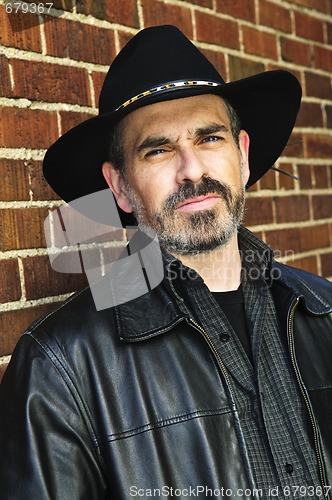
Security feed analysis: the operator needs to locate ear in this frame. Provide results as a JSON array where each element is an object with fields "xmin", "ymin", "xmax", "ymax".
[
  {"xmin": 102, "ymin": 162, "xmax": 134, "ymax": 214},
  {"xmin": 238, "ymin": 130, "xmax": 250, "ymax": 186}
]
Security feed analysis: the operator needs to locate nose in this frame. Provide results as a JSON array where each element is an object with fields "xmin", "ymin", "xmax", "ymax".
[{"xmin": 176, "ymin": 147, "xmax": 208, "ymax": 184}]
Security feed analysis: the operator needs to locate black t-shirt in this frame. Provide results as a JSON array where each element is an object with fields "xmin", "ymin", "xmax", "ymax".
[{"xmin": 212, "ymin": 286, "xmax": 253, "ymax": 364}]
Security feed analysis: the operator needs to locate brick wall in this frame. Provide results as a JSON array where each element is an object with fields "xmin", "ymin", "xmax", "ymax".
[{"xmin": 0, "ymin": 0, "xmax": 331, "ymax": 379}]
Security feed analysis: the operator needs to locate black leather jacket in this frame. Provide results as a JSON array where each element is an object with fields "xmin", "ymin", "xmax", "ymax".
[{"xmin": 0, "ymin": 254, "xmax": 331, "ymax": 499}]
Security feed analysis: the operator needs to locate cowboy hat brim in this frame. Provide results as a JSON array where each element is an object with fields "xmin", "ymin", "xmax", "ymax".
[{"xmin": 43, "ymin": 69, "xmax": 301, "ymax": 226}]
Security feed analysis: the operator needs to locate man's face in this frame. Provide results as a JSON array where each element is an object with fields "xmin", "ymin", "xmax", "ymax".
[{"xmin": 103, "ymin": 94, "xmax": 250, "ymax": 255}]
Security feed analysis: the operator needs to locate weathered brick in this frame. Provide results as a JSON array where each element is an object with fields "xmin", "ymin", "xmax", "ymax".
[
  {"xmin": 0, "ymin": 303, "xmax": 61, "ymax": 356},
  {"xmin": 142, "ymin": 0, "xmax": 193, "ymax": 38},
  {"xmin": 0, "ymin": 5, "xmax": 42, "ymax": 52},
  {"xmin": 275, "ymin": 195, "xmax": 310, "ymax": 223},
  {"xmin": 27, "ymin": 160, "xmax": 60, "ymax": 201},
  {"xmin": 60, "ymin": 111, "xmax": 96, "ymax": 135},
  {"xmin": 0, "ymin": 108, "xmax": 59, "ymax": 148},
  {"xmin": 259, "ymin": 169, "xmax": 277, "ymax": 190},
  {"xmin": 295, "ymin": 11, "xmax": 325, "ymax": 43},
  {"xmin": 0, "ymin": 208, "xmax": 48, "ymax": 251},
  {"xmin": 265, "ymin": 224, "xmax": 330, "ymax": 254},
  {"xmin": 297, "ymin": 164, "xmax": 313, "ymax": 189},
  {"xmin": 326, "ymin": 104, "xmax": 332, "ymax": 129},
  {"xmin": 77, "ymin": 0, "xmax": 139, "ymax": 27},
  {"xmin": 242, "ymin": 27, "xmax": 278, "ymax": 60},
  {"xmin": 305, "ymin": 72, "xmax": 332, "ymax": 99},
  {"xmin": 23, "ymin": 255, "xmax": 88, "ymax": 300},
  {"xmin": 201, "ymin": 49, "xmax": 226, "ymax": 79},
  {"xmin": 243, "ymin": 197, "xmax": 274, "ymax": 226},
  {"xmin": 12, "ymin": 59, "xmax": 91, "ymax": 106},
  {"xmin": 305, "ymin": 133, "xmax": 332, "ymax": 159},
  {"xmin": 196, "ymin": 12, "xmax": 239, "ymax": 49},
  {"xmin": 287, "ymin": 0, "xmax": 329, "ymax": 13},
  {"xmin": 314, "ymin": 45, "xmax": 332, "ymax": 72},
  {"xmin": 321, "ymin": 252, "xmax": 332, "ymax": 278},
  {"xmin": 0, "ymin": 56, "xmax": 12, "ymax": 97},
  {"xmin": 91, "ymin": 71, "xmax": 108, "ymax": 107},
  {"xmin": 0, "ymin": 259, "xmax": 21, "ymax": 303},
  {"xmin": 282, "ymin": 132, "xmax": 304, "ymax": 159},
  {"xmin": 44, "ymin": 17, "xmax": 116, "ymax": 65},
  {"xmin": 313, "ymin": 165, "xmax": 329, "ymax": 188},
  {"xmin": 186, "ymin": 0, "xmax": 212, "ymax": 6},
  {"xmin": 277, "ymin": 164, "xmax": 296, "ymax": 190},
  {"xmin": 296, "ymin": 102, "xmax": 324, "ymax": 128},
  {"xmin": 260, "ymin": 1, "xmax": 292, "ymax": 33},
  {"xmin": 216, "ymin": 0, "xmax": 255, "ymax": 23},
  {"xmin": 280, "ymin": 37, "xmax": 311, "ymax": 67},
  {"xmin": 312, "ymin": 194, "xmax": 332, "ymax": 219},
  {"xmin": 229, "ymin": 56, "xmax": 265, "ymax": 81},
  {"xmin": 118, "ymin": 31, "xmax": 135, "ymax": 51},
  {"xmin": 0, "ymin": 159, "xmax": 30, "ymax": 201},
  {"xmin": 289, "ymin": 256, "xmax": 318, "ymax": 275},
  {"xmin": 328, "ymin": 22, "xmax": 332, "ymax": 45}
]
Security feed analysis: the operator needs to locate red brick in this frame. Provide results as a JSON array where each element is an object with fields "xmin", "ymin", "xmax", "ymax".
[
  {"xmin": 282, "ymin": 132, "xmax": 304, "ymax": 159},
  {"xmin": 0, "ymin": 159, "xmax": 30, "ymax": 201},
  {"xmin": 91, "ymin": 71, "xmax": 108, "ymax": 107},
  {"xmin": 295, "ymin": 11, "xmax": 325, "ymax": 43},
  {"xmin": 328, "ymin": 22, "xmax": 332, "ymax": 45},
  {"xmin": 44, "ymin": 17, "xmax": 116, "ymax": 65},
  {"xmin": 243, "ymin": 197, "xmax": 274, "ymax": 226},
  {"xmin": 118, "ymin": 31, "xmax": 135, "ymax": 51},
  {"xmin": 277, "ymin": 163, "xmax": 296, "ymax": 190},
  {"xmin": 142, "ymin": 0, "xmax": 193, "ymax": 38},
  {"xmin": 196, "ymin": 12, "xmax": 240, "ymax": 49},
  {"xmin": 265, "ymin": 224, "xmax": 330, "ymax": 254},
  {"xmin": 186, "ymin": 0, "xmax": 212, "ymax": 6},
  {"xmin": 296, "ymin": 102, "xmax": 324, "ymax": 128},
  {"xmin": 216, "ymin": 0, "xmax": 256, "ymax": 23},
  {"xmin": 275, "ymin": 195, "xmax": 310, "ymax": 223},
  {"xmin": 242, "ymin": 27, "xmax": 278, "ymax": 60},
  {"xmin": 321, "ymin": 252, "xmax": 332, "ymax": 278},
  {"xmin": 77, "ymin": 0, "xmax": 139, "ymax": 27},
  {"xmin": 313, "ymin": 165, "xmax": 329, "ymax": 188},
  {"xmin": 0, "ymin": 259, "xmax": 21, "ymax": 303},
  {"xmin": 305, "ymin": 72, "xmax": 331, "ymax": 99},
  {"xmin": 0, "ymin": 108, "xmax": 59, "ymax": 148},
  {"xmin": 280, "ymin": 37, "xmax": 311, "ymax": 67},
  {"xmin": 0, "ymin": 303, "xmax": 61, "ymax": 356},
  {"xmin": 0, "ymin": 208, "xmax": 48, "ymax": 251},
  {"xmin": 12, "ymin": 60, "xmax": 91, "ymax": 106},
  {"xmin": 201, "ymin": 49, "xmax": 226, "ymax": 79},
  {"xmin": 287, "ymin": 0, "xmax": 330, "ymax": 13},
  {"xmin": 23, "ymin": 255, "xmax": 88, "ymax": 300},
  {"xmin": 0, "ymin": 5, "xmax": 42, "ymax": 52},
  {"xmin": 60, "ymin": 111, "xmax": 96, "ymax": 135},
  {"xmin": 326, "ymin": 104, "xmax": 332, "ymax": 129},
  {"xmin": 27, "ymin": 160, "xmax": 60, "ymax": 201},
  {"xmin": 289, "ymin": 256, "xmax": 318, "ymax": 275},
  {"xmin": 260, "ymin": 1, "xmax": 292, "ymax": 33},
  {"xmin": 297, "ymin": 164, "xmax": 313, "ymax": 189},
  {"xmin": 0, "ymin": 362, "xmax": 8, "ymax": 383},
  {"xmin": 312, "ymin": 194, "xmax": 332, "ymax": 219},
  {"xmin": 0, "ymin": 56, "xmax": 12, "ymax": 97},
  {"xmin": 305, "ymin": 134, "xmax": 332, "ymax": 159},
  {"xmin": 229, "ymin": 56, "xmax": 265, "ymax": 81},
  {"xmin": 314, "ymin": 45, "xmax": 332, "ymax": 72},
  {"xmin": 259, "ymin": 169, "xmax": 277, "ymax": 190}
]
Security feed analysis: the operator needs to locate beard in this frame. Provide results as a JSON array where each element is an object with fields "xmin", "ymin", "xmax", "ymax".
[{"xmin": 124, "ymin": 176, "xmax": 246, "ymax": 256}]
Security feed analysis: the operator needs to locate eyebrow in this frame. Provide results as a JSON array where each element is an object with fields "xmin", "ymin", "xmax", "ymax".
[{"xmin": 136, "ymin": 123, "xmax": 229, "ymax": 154}]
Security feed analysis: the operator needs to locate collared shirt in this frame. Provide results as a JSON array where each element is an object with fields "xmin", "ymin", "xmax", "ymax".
[{"xmin": 163, "ymin": 226, "xmax": 321, "ymax": 498}]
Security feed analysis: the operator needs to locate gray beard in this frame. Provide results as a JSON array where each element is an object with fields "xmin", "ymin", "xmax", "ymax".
[{"xmin": 124, "ymin": 177, "xmax": 246, "ymax": 256}]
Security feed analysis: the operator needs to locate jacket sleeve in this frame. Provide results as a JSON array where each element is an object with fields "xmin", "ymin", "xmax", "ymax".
[{"xmin": 0, "ymin": 333, "xmax": 107, "ymax": 499}]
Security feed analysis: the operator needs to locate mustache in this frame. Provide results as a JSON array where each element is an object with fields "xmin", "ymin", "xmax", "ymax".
[{"xmin": 163, "ymin": 177, "xmax": 233, "ymax": 212}]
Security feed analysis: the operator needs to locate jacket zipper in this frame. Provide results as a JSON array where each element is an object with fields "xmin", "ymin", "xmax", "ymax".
[
  {"xmin": 287, "ymin": 297, "xmax": 327, "ymax": 495},
  {"xmin": 188, "ymin": 318, "xmax": 234, "ymax": 398}
]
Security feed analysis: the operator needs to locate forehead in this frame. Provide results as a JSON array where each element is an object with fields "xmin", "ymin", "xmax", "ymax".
[{"xmin": 119, "ymin": 94, "xmax": 230, "ymax": 145}]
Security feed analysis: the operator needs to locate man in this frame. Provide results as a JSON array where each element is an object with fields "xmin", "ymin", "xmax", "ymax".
[{"xmin": 0, "ymin": 25, "xmax": 331, "ymax": 500}]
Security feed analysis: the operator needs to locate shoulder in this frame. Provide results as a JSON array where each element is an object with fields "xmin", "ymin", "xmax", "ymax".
[{"xmin": 273, "ymin": 262, "xmax": 332, "ymax": 314}]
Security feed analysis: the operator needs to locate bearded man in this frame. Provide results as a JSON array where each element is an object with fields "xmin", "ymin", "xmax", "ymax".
[{"xmin": 0, "ymin": 25, "xmax": 331, "ymax": 500}]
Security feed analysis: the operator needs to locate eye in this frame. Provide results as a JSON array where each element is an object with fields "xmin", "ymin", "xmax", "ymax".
[
  {"xmin": 145, "ymin": 148, "xmax": 166, "ymax": 157},
  {"xmin": 201, "ymin": 135, "xmax": 224, "ymax": 144}
]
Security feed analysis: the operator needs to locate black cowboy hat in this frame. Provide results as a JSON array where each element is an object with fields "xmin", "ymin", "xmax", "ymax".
[{"xmin": 43, "ymin": 25, "xmax": 302, "ymax": 226}]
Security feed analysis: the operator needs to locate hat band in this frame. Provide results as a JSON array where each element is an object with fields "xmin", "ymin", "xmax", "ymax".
[{"xmin": 114, "ymin": 80, "xmax": 220, "ymax": 112}]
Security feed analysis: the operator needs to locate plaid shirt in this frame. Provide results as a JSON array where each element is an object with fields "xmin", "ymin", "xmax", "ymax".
[{"xmin": 164, "ymin": 226, "xmax": 321, "ymax": 498}]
